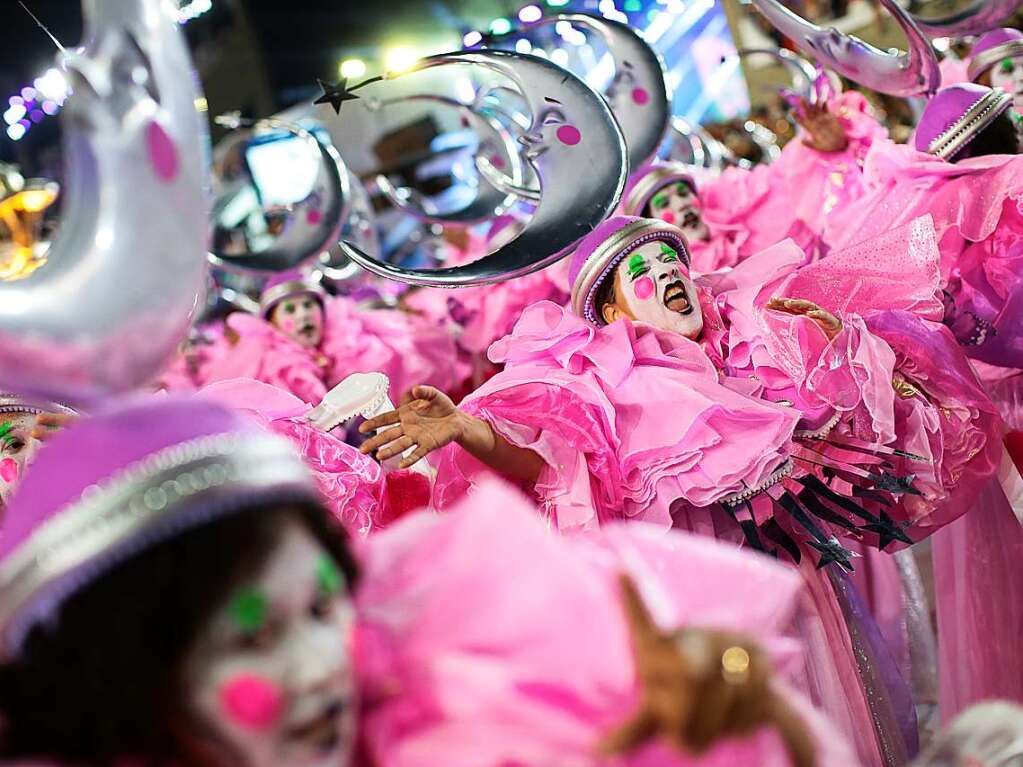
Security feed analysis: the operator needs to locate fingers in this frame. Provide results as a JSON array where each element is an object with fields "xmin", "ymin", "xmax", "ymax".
[
  {"xmin": 767, "ymin": 297, "xmax": 820, "ymax": 315},
  {"xmin": 398, "ymin": 442, "xmax": 434, "ymax": 469},
  {"xmin": 410, "ymin": 385, "xmax": 438, "ymax": 401},
  {"xmin": 359, "ymin": 409, "xmax": 401, "ymax": 434},
  {"xmin": 376, "ymin": 435, "xmax": 416, "ymax": 461},
  {"xmin": 359, "ymin": 426, "xmax": 407, "ymax": 455}
]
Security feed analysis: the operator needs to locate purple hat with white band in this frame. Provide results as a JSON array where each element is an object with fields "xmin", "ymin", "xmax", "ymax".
[
  {"xmin": 0, "ymin": 397, "xmax": 319, "ymax": 660},
  {"xmin": 619, "ymin": 162, "xmax": 696, "ymax": 217},
  {"xmin": 968, "ymin": 28, "xmax": 1023, "ymax": 82},
  {"xmin": 568, "ymin": 216, "xmax": 690, "ymax": 327},
  {"xmin": 913, "ymin": 84, "xmax": 1013, "ymax": 160},
  {"xmin": 259, "ymin": 270, "xmax": 326, "ymax": 319}
]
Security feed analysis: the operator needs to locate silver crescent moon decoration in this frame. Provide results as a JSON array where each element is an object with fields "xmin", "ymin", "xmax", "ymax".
[
  {"xmin": 336, "ymin": 49, "xmax": 627, "ymax": 287},
  {"xmin": 0, "ymin": 0, "xmax": 210, "ymax": 403},
  {"xmin": 368, "ymin": 94, "xmax": 524, "ymax": 224},
  {"xmin": 321, "ymin": 172, "xmax": 378, "ymax": 288},
  {"xmin": 732, "ymin": 48, "xmax": 818, "ymax": 100},
  {"xmin": 209, "ymin": 117, "xmax": 349, "ymax": 275},
  {"xmin": 508, "ymin": 13, "xmax": 671, "ymax": 174},
  {"xmin": 909, "ymin": 0, "xmax": 1023, "ymax": 38},
  {"xmin": 749, "ymin": 0, "xmax": 941, "ymax": 97}
]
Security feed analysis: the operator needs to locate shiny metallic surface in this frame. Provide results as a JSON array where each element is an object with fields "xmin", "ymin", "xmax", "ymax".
[
  {"xmin": 321, "ymin": 171, "xmax": 378, "ymax": 288},
  {"xmin": 370, "ymin": 93, "xmax": 524, "ymax": 224},
  {"xmin": 0, "ymin": 0, "xmax": 210, "ymax": 404},
  {"xmin": 734, "ymin": 48, "xmax": 818, "ymax": 100},
  {"xmin": 910, "ymin": 0, "xmax": 1023, "ymax": 38},
  {"xmin": 750, "ymin": 0, "xmax": 941, "ymax": 97},
  {"xmin": 337, "ymin": 49, "xmax": 627, "ymax": 287},
  {"xmin": 209, "ymin": 118, "xmax": 349, "ymax": 275}
]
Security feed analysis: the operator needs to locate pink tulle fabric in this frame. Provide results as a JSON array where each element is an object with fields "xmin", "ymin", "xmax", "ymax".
[
  {"xmin": 356, "ymin": 480, "xmax": 863, "ymax": 767},
  {"xmin": 196, "ymin": 378, "xmax": 387, "ymax": 535},
  {"xmin": 822, "ymin": 146, "xmax": 1023, "ymax": 368}
]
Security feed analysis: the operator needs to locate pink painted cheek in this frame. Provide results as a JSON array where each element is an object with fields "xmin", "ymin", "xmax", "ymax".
[
  {"xmin": 306, "ymin": 208, "xmax": 323, "ymax": 225},
  {"xmin": 660, "ymin": 211, "xmax": 676, "ymax": 224},
  {"xmin": 277, "ymin": 317, "xmax": 295, "ymax": 332},
  {"xmin": 632, "ymin": 275, "xmax": 655, "ymax": 300},
  {"xmin": 0, "ymin": 458, "xmax": 18, "ymax": 484},
  {"xmin": 146, "ymin": 121, "xmax": 180, "ymax": 183},
  {"xmin": 556, "ymin": 125, "xmax": 581, "ymax": 146},
  {"xmin": 632, "ymin": 87, "xmax": 650, "ymax": 105},
  {"xmin": 219, "ymin": 674, "xmax": 284, "ymax": 732}
]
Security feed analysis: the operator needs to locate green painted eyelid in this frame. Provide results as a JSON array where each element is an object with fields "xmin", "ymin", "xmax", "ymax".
[
  {"xmin": 627, "ymin": 252, "xmax": 650, "ymax": 280},
  {"xmin": 1002, "ymin": 58, "xmax": 1016, "ymax": 73},
  {"xmin": 231, "ymin": 589, "xmax": 268, "ymax": 634},
  {"xmin": 651, "ymin": 193, "xmax": 668, "ymax": 208},
  {"xmin": 659, "ymin": 243, "xmax": 679, "ymax": 261},
  {"xmin": 317, "ymin": 555, "xmax": 344, "ymax": 596}
]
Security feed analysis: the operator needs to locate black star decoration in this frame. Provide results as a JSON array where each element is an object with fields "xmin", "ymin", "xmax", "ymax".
[
  {"xmin": 314, "ymin": 78, "xmax": 362, "ymax": 115},
  {"xmin": 863, "ymin": 511, "xmax": 913, "ymax": 551},
  {"xmin": 809, "ymin": 537, "xmax": 856, "ymax": 572}
]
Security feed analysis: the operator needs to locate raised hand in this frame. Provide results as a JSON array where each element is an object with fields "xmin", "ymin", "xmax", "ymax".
[
  {"xmin": 794, "ymin": 98, "xmax": 849, "ymax": 154},
  {"xmin": 359, "ymin": 385, "xmax": 465, "ymax": 469},
  {"xmin": 767, "ymin": 297, "xmax": 843, "ymax": 340}
]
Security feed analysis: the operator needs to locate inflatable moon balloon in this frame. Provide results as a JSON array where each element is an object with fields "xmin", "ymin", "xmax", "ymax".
[
  {"xmin": 0, "ymin": 0, "xmax": 210, "ymax": 403},
  {"xmin": 493, "ymin": 13, "xmax": 671, "ymax": 174},
  {"xmin": 209, "ymin": 118, "xmax": 349, "ymax": 275},
  {"xmin": 910, "ymin": 0, "xmax": 1023, "ymax": 38},
  {"xmin": 750, "ymin": 0, "xmax": 941, "ymax": 97},
  {"xmin": 336, "ymin": 49, "xmax": 627, "ymax": 287}
]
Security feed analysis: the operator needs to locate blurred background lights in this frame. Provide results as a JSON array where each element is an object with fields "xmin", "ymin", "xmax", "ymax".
[
  {"xmin": 339, "ymin": 58, "xmax": 367, "ymax": 79},
  {"xmin": 518, "ymin": 4, "xmax": 543, "ymax": 22},
  {"xmin": 489, "ymin": 17, "xmax": 513, "ymax": 35},
  {"xmin": 384, "ymin": 46, "xmax": 418, "ymax": 73}
]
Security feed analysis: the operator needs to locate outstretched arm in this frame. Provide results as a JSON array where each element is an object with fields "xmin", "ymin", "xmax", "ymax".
[{"xmin": 359, "ymin": 385, "xmax": 545, "ymax": 483}]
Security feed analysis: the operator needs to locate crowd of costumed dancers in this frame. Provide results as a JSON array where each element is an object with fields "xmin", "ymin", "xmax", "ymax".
[{"xmin": 1, "ymin": 1, "xmax": 1023, "ymax": 766}]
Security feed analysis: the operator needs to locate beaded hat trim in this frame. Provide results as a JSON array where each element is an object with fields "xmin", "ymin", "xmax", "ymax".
[{"xmin": 926, "ymin": 88, "xmax": 1013, "ymax": 160}]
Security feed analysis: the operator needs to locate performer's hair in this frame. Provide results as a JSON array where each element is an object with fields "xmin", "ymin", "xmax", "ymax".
[
  {"xmin": 953, "ymin": 111, "xmax": 1020, "ymax": 160},
  {"xmin": 595, "ymin": 272, "xmax": 618, "ymax": 322}
]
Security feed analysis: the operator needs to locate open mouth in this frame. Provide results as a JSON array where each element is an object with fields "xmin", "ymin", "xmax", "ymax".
[
  {"xmin": 297, "ymin": 323, "xmax": 318, "ymax": 338},
  {"xmin": 663, "ymin": 280, "xmax": 692, "ymax": 315},
  {"xmin": 681, "ymin": 211, "xmax": 701, "ymax": 229},
  {"xmin": 285, "ymin": 700, "xmax": 345, "ymax": 753}
]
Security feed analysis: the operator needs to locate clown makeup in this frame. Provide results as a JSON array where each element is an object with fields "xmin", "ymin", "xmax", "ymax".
[
  {"xmin": 646, "ymin": 181, "xmax": 709, "ymax": 243},
  {"xmin": 186, "ymin": 519, "xmax": 357, "ymax": 767},
  {"xmin": 0, "ymin": 413, "xmax": 40, "ymax": 510},
  {"xmin": 270, "ymin": 296, "xmax": 324, "ymax": 349},
  {"xmin": 992, "ymin": 57, "xmax": 1023, "ymax": 113},
  {"xmin": 613, "ymin": 239, "xmax": 703, "ymax": 339}
]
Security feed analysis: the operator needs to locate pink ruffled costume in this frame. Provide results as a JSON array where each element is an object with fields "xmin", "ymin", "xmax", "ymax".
[
  {"xmin": 195, "ymin": 272, "xmax": 463, "ymax": 406},
  {"xmin": 432, "ymin": 216, "xmax": 1001, "ymax": 766},
  {"xmin": 357, "ymin": 480, "xmax": 863, "ymax": 767}
]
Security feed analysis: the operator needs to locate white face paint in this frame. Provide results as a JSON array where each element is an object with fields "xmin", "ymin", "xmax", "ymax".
[
  {"xmin": 270, "ymin": 295, "xmax": 324, "ymax": 349},
  {"xmin": 646, "ymin": 182, "xmax": 709, "ymax": 243},
  {"xmin": 186, "ymin": 519, "xmax": 357, "ymax": 767},
  {"xmin": 0, "ymin": 413, "xmax": 41, "ymax": 510},
  {"xmin": 614, "ymin": 239, "xmax": 704, "ymax": 339},
  {"xmin": 991, "ymin": 57, "xmax": 1023, "ymax": 113}
]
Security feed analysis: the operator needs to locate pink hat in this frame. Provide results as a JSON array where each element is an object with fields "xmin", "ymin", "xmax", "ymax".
[
  {"xmin": 968, "ymin": 27, "xmax": 1023, "ymax": 82},
  {"xmin": 259, "ymin": 269, "xmax": 326, "ymax": 319},
  {"xmin": 913, "ymin": 84, "xmax": 1012, "ymax": 159},
  {"xmin": 568, "ymin": 216, "xmax": 690, "ymax": 326},
  {"xmin": 620, "ymin": 162, "xmax": 696, "ymax": 216},
  {"xmin": 0, "ymin": 397, "xmax": 318, "ymax": 659}
]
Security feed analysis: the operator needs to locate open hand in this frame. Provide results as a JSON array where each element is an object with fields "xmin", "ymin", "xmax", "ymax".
[
  {"xmin": 767, "ymin": 297, "xmax": 842, "ymax": 340},
  {"xmin": 794, "ymin": 98, "xmax": 849, "ymax": 154},
  {"xmin": 359, "ymin": 385, "xmax": 464, "ymax": 468}
]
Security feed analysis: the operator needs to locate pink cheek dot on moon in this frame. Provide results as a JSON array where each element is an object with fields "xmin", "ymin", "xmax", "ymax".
[
  {"xmin": 633, "ymin": 275, "xmax": 655, "ymax": 300},
  {"xmin": 632, "ymin": 87, "xmax": 650, "ymax": 105},
  {"xmin": 660, "ymin": 211, "xmax": 676, "ymax": 224},
  {"xmin": 306, "ymin": 209, "xmax": 323, "ymax": 225},
  {"xmin": 490, "ymin": 155, "xmax": 506, "ymax": 169},
  {"xmin": 556, "ymin": 125, "xmax": 581, "ymax": 146},
  {"xmin": 146, "ymin": 121, "xmax": 180, "ymax": 183},
  {"xmin": 0, "ymin": 458, "xmax": 18, "ymax": 484},
  {"xmin": 219, "ymin": 674, "xmax": 284, "ymax": 732}
]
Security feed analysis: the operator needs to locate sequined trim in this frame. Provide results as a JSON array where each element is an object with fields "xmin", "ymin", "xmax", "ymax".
[
  {"xmin": 794, "ymin": 412, "xmax": 841, "ymax": 440},
  {"xmin": 623, "ymin": 166, "xmax": 695, "ymax": 216},
  {"xmin": 720, "ymin": 458, "xmax": 794, "ymax": 508},
  {"xmin": 0, "ymin": 432, "xmax": 311, "ymax": 652},
  {"xmin": 926, "ymin": 88, "xmax": 1013, "ymax": 160},
  {"xmin": 259, "ymin": 279, "xmax": 326, "ymax": 318},
  {"xmin": 968, "ymin": 40, "xmax": 1023, "ymax": 81}
]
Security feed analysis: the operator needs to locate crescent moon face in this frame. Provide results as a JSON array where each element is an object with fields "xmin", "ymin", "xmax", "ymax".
[
  {"xmin": 209, "ymin": 119, "xmax": 349, "ymax": 275},
  {"xmin": 371, "ymin": 94, "xmax": 523, "ymax": 224},
  {"xmin": 0, "ymin": 0, "xmax": 210, "ymax": 401},
  {"xmin": 338, "ymin": 49, "xmax": 627, "ymax": 287},
  {"xmin": 910, "ymin": 0, "xmax": 1023, "ymax": 37},
  {"xmin": 750, "ymin": 0, "xmax": 940, "ymax": 97},
  {"xmin": 511, "ymin": 14, "xmax": 670, "ymax": 174}
]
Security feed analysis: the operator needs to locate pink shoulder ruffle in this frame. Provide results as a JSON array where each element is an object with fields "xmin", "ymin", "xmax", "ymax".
[
  {"xmin": 432, "ymin": 302, "xmax": 798, "ymax": 530},
  {"xmin": 356, "ymin": 481, "xmax": 860, "ymax": 767},
  {"xmin": 197, "ymin": 378, "xmax": 387, "ymax": 536}
]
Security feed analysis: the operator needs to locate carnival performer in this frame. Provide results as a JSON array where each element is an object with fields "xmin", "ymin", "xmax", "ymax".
[
  {"xmin": 0, "ymin": 394, "xmax": 74, "ymax": 516},
  {"xmin": 360, "ymin": 215, "xmax": 1002, "ymax": 766},
  {"xmin": 194, "ymin": 271, "xmax": 462, "ymax": 405},
  {"xmin": 0, "ymin": 398, "xmax": 361, "ymax": 767},
  {"xmin": 358, "ymin": 480, "xmax": 862, "ymax": 767},
  {"xmin": 967, "ymin": 28, "xmax": 1023, "ymax": 114}
]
